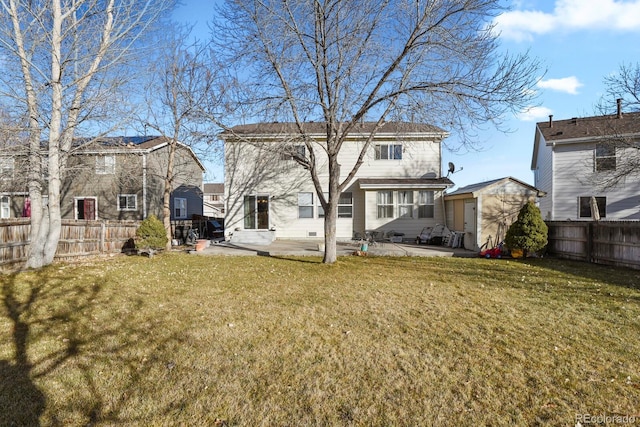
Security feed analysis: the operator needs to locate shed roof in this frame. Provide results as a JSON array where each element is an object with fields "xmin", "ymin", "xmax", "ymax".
[{"xmin": 445, "ymin": 177, "xmax": 542, "ymax": 198}]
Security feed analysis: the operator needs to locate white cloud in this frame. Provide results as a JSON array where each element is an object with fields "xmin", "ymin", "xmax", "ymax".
[
  {"xmin": 494, "ymin": 0, "xmax": 640, "ymax": 41},
  {"xmin": 537, "ymin": 76, "xmax": 583, "ymax": 94},
  {"xmin": 517, "ymin": 106, "xmax": 554, "ymax": 121}
]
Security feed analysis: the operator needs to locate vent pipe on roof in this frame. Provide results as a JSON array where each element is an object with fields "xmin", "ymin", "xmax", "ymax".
[
  {"xmin": 548, "ymin": 115, "xmax": 553, "ymax": 128},
  {"xmin": 617, "ymin": 98, "xmax": 623, "ymax": 119}
]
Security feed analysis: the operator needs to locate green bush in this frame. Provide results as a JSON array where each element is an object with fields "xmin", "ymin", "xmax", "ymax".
[
  {"xmin": 135, "ymin": 215, "xmax": 168, "ymax": 250},
  {"xmin": 505, "ymin": 201, "xmax": 548, "ymax": 256}
]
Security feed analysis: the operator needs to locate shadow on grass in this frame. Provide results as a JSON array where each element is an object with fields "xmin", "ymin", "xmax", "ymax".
[
  {"xmin": 0, "ymin": 265, "xmax": 189, "ymax": 425},
  {"xmin": 1, "ymin": 272, "xmax": 46, "ymax": 426}
]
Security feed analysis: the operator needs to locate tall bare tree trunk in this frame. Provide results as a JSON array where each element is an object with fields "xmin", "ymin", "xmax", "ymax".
[
  {"xmin": 322, "ymin": 157, "xmax": 340, "ymax": 263},
  {"xmin": 163, "ymin": 139, "xmax": 178, "ymax": 251},
  {"xmin": 7, "ymin": 0, "xmax": 46, "ymax": 269},
  {"xmin": 41, "ymin": 0, "xmax": 65, "ymax": 266}
]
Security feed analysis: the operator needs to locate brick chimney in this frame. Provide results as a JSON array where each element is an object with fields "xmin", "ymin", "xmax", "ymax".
[{"xmin": 617, "ymin": 98, "xmax": 623, "ymax": 118}]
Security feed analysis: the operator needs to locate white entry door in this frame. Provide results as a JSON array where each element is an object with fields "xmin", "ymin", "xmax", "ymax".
[{"xmin": 463, "ymin": 199, "xmax": 476, "ymax": 250}]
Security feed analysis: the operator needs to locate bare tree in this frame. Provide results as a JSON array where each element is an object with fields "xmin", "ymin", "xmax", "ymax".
[
  {"xmin": 598, "ymin": 63, "xmax": 640, "ymax": 113},
  {"xmin": 216, "ymin": 0, "xmax": 541, "ymax": 263},
  {"xmin": 588, "ymin": 64, "xmax": 640, "ymax": 189},
  {"xmin": 0, "ymin": 0, "xmax": 174, "ymax": 268},
  {"xmin": 142, "ymin": 32, "xmax": 229, "ymax": 250}
]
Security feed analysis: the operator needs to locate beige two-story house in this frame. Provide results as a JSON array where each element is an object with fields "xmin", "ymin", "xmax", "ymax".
[{"xmin": 222, "ymin": 122, "xmax": 454, "ymax": 242}]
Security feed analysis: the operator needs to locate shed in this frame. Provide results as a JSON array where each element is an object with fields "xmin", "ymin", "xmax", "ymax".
[{"xmin": 444, "ymin": 177, "xmax": 545, "ymax": 251}]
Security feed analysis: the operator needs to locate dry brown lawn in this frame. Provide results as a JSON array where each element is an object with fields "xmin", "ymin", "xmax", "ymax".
[{"xmin": 1, "ymin": 253, "xmax": 639, "ymax": 426}]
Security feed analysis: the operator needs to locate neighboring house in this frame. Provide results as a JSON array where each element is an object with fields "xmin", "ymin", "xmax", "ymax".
[
  {"xmin": 0, "ymin": 192, "xmax": 28, "ymax": 219},
  {"xmin": 444, "ymin": 177, "xmax": 544, "ymax": 251},
  {"xmin": 222, "ymin": 122, "xmax": 454, "ymax": 242},
  {"xmin": 1, "ymin": 152, "xmax": 30, "ymax": 219},
  {"xmin": 532, "ymin": 106, "xmax": 640, "ymax": 221},
  {"xmin": 203, "ymin": 183, "xmax": 225, "ymax": 218},
  {"xmin": 0, "ymin": 136, "xmax": 204, "ymax": 221}
]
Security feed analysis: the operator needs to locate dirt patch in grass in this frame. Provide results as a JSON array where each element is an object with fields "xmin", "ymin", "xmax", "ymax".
[{"xmin": 1, "ymin": 254, "xmax": 639, "ymax": 425}]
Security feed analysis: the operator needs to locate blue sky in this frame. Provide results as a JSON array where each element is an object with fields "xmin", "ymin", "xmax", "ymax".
[{"xmin": 174, "ymin": 0, "xmax": 640, "ymax": 188}]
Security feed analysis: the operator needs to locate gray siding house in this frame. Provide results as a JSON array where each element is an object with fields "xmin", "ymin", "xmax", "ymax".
[
  {"xmin": 532, "ymin": 107, "xmax": 640, "ymax": 221},
  {"xmin": 1, "ymin": 136, "xmax": 204, "ymax": 221}
]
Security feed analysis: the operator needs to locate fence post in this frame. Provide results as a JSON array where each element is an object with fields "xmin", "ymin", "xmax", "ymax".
[
  {"xmin": 586, "ymin": 222, "xmax": 595, "ymax": 263},
  {"xmin": 100, "ymin": 221, "xmax": 106, "ymax": 254}
]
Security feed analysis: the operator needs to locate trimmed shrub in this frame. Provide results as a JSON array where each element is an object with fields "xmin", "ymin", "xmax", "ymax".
[
  {"xmin": 505, "ymin": 201, "xmax": 548, "ymax": 257},
  {"xmin": 135, "ymin": 215, "xmax": 168, "ymax": 251}
]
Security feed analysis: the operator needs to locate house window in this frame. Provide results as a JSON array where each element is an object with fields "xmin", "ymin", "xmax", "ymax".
[
  {"xmin": 281, "ymin": 145, "xmax": 306, "ymax": 161},
  {"xmin": 398, "ymin": 191, "xmax": 413, "ymax": 218},
  {"xmin": 318, "ymin": 192, "xmax": 353, "ymax": 218},
  {"xmin": 298, "ymin": 192, "xmax": 314, "ymax": 218},
  {"xmin": 377, "ymin": 191, "xmax": 394, "ymax": 218},
  {"xmin": 595, "ymin": 144, "xmax": 616, "ymax": 171},
  {"xmin": 96, "ymin": 155, "xmax": 115, "ymax": 174},
  {"xmin": 579, "ymin": 196, "xmax": 606, "ymax": 218},
  {"xmin": 418, "ymin": 191, "xmax": 435, "ymax": 218},
  {"xmin": 1, "ymin": 196, "xmax": 10, "ymax": 219},
  {"xmin": 374, "ymin": 144, "xmax": 402, "ymax": 160},
  {"xmin": 174, "ymin": 197, "xmax": 187, "ymax": 219},
  {"xmin": 338, "ymin": 192, "xmax": 353, "ymax": 218},
  {"xmin": 118, "ymin": 194, "xmax": 137, "ymax": 211},
  {"xmin": 0, "ymin": 158, "xmax": 14, "ymax": 179},
  {"xmin": 244, "ymin": 195, "xmax": 269, "ymax": 229},
  {"xmin": 210, "ymin": 194, "xmax": 220, "ymax": 202}
]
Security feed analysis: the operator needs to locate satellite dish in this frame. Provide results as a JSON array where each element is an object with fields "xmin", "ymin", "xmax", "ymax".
[{"xmin": 446, "ymin": 162, "xmax": 463, "ymax": 177}]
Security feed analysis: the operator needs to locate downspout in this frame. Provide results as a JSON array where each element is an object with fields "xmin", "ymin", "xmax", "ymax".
[
  {"xmin": 441, "ymin": 188, "xmax": 447, "ymax": 229},
  {"xmin": 142, "ymin": 152, "xmax": 147, "ymax": 219},
  {"xmin": 439, "ymin": 139, "xmax": 447, "ymax": 229}
]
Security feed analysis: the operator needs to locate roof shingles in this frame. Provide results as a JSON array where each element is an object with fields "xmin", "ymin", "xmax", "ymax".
[{"xmin": 537, "ymin": 112, "xmax": 640, "ymax": 142}]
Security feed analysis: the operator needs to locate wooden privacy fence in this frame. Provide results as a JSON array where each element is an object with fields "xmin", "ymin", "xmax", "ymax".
[
  {"xmin": 0, "ymin": 219, "xmax": 140, "ymax": 269},
  {"xmin": 546, "ymin": 221, "xmax": 640, "ymax": 270}
]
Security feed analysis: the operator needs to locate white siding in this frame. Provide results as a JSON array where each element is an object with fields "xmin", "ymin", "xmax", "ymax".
[
  {"xmin": 533, "ymin": 134, "xmax": 554, "ymax": 220},
  {"xmin": 363, "ymin": 189, "xmax": 443, "ymax": 238},
  {"xmin": 548, "ymin": 142, "xmax": 640, "ymax": 220},
  {"xmin": 225, "ymin": 134, "xmax": 446, "ymax": 240}
]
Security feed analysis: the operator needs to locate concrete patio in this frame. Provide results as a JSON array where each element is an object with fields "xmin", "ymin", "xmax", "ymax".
[{"xmin": 188, "ymin": 239, "xmax": 477, "ymax": 258}]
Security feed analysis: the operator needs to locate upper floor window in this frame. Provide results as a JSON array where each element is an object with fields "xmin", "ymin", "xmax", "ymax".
[
  {"xmin": 281, "ymin": 145, "xmax": 306, "ymax": 161},
  {"xmin": 96, "ymin": 155, "xmax": 115, "ymax": 174},
  {"xmin": 0, "ymin": 158, "xmax": 14, "ymax": 180},
  {"xmin": 595, "ymin": 144, "xmax": 616, "ymax": 171},
  {"xmin": 374, "ymin": 144, "xmax": 402, "ymax": 160}
]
